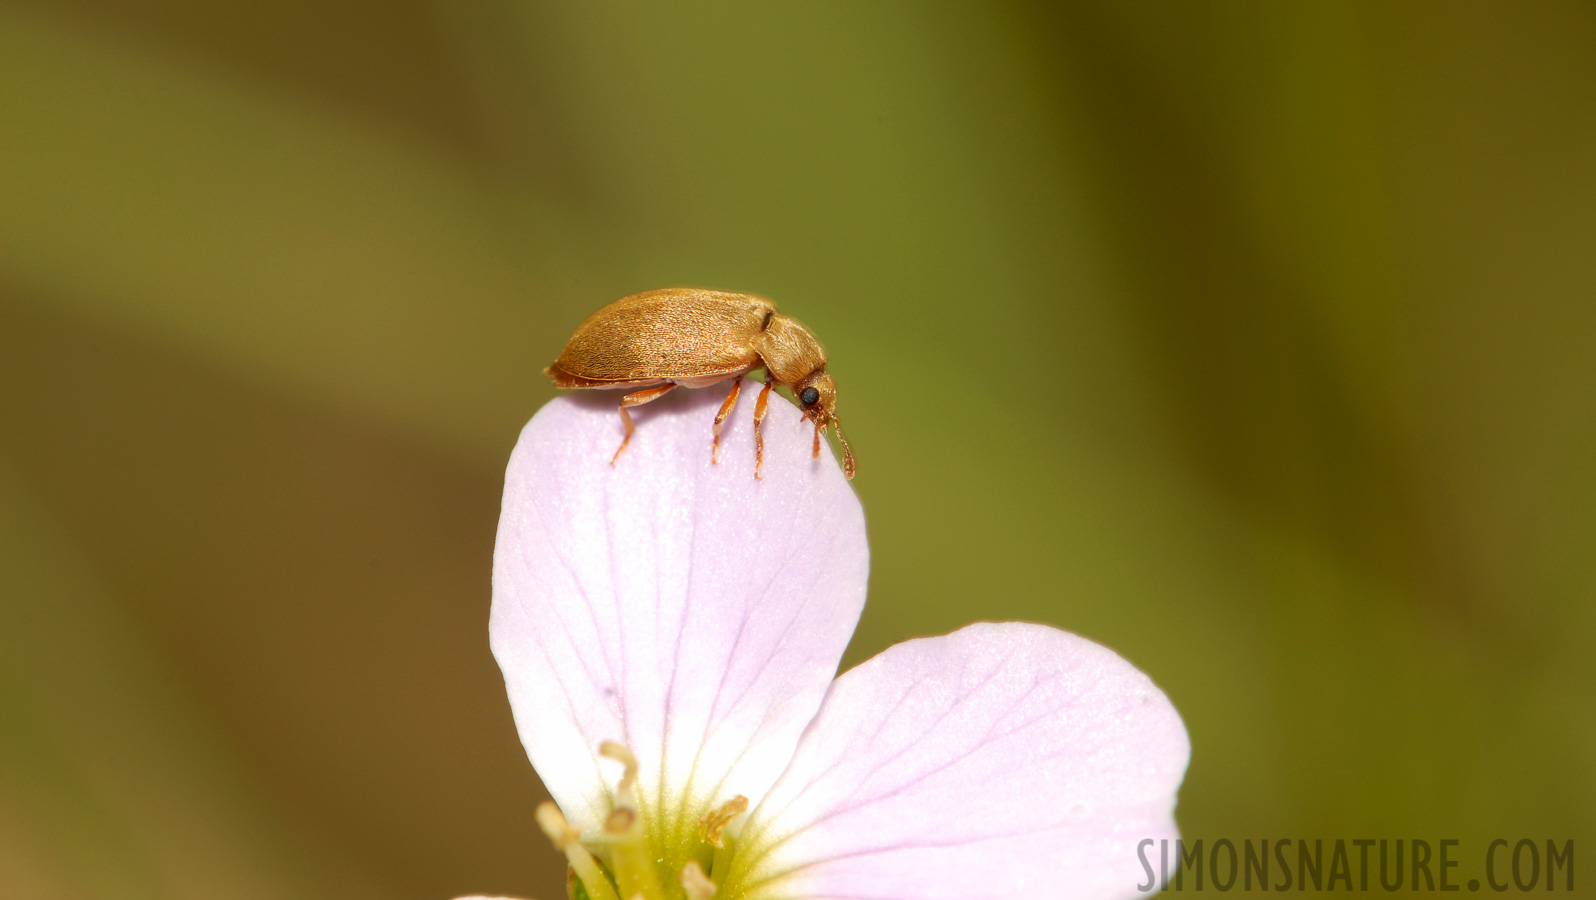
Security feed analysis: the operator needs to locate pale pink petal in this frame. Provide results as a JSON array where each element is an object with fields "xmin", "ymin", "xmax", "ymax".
[
  {"xmin": 727, "ymin": 622, "xmax": 1189, "ymax": 900},
  {"xmin": 491, "ymin": 386, "xmax": 867, "ymax": 837}
]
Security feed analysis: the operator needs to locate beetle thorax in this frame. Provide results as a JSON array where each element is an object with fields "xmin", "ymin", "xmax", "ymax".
[{"xmin": 758, "ymin": 314, "xmax": 827, "ymax": 386}]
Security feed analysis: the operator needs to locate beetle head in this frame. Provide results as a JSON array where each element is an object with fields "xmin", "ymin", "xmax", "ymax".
[
  {"xmin": 796, "ymin": 372, "xmax": 835, "ymax": 419},
  {"xmin": 796, "ymin": 371, "xmax": 855, "ymax": 479}
]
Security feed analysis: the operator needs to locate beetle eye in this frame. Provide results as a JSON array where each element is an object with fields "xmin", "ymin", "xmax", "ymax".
[{"xmin": 800, "ymin": 386, "xmax": 820, "ymax": 407}]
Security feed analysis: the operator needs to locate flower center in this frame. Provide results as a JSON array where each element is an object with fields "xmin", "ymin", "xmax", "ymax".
[{"xmin": 535, "ymin": 742, "xmax": 751, "ymax": 900}]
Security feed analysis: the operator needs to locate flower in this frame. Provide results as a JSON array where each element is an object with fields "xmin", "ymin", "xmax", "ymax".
[{"xmin": 460, "ymin": 384, "xmax": 1189, "ymax": 900}]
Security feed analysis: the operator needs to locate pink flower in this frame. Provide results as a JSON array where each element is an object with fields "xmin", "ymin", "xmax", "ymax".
[{"xmin": 460, "ymin": 386, "xmax": 1188, "ymax": 900}]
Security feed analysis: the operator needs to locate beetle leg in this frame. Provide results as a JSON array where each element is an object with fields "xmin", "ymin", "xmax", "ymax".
[
  {"xmin": 752, "ymin": 380, "xmax": 773, "ymax": 480},
  {"xmin": 812, "ymin": 418, "xmax": 823, "ymax": 459},
  {"xmin": 611, "ymin": 383, "xmax": 677, "ymax": 466},
  {"xmin": 711, "ymin": 377, "xmax": 742, "ymax": 465}
]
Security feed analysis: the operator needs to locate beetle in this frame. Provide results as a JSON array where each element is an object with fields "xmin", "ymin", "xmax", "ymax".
[{"xmin": 545, "ymin": 287, "xmax": 855, "ymax": 479}]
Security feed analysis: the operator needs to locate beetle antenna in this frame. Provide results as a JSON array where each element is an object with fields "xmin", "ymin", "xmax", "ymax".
[{"xmin": 829, "ymin": 414, "xmax": 856, "ymax": 480}]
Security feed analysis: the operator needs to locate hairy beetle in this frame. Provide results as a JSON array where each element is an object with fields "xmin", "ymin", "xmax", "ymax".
[{"xmin": 546, "ymin": 288, "xmax": 855, "ymax": 479}]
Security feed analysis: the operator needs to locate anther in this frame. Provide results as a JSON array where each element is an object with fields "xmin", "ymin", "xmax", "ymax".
[
  {"xmin": 604, "ymin": 807, "xmax": 638, "ymax": 836},
  {"xmin": 699, "ymin": 795, "xmax": 749, "ymax": 848},
  {"xmin": 679, "ymin": 861, "xmax": 716, "ymax": 900}
]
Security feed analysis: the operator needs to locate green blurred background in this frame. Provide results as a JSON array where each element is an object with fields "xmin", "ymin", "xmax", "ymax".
[{"xmin": 1, "ymin": 1, "xmax": 1592, "ymax": 897}]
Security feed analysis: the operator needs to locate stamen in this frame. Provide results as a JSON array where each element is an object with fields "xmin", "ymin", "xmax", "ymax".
[
  {"xmin": 599, "ymin": 740, "xmax": 640, "ymax": 812},
  {"xmin": 679, "ymin": 860, "xmax": 717, "ymax": 899},
  {"xmin": 699, "ymin": 795, "xmax": 749, "ymax": 848},
  {"xmin": 535, "ymin": 802, "xmax": 621, "ymax": 900},
  {"xmin": 704, "ymin": 794, "xmax": 749, "ymax": 886},
  {"xmin": 597, "ymin": 742, "xmax": 666, "ymax": 900}
]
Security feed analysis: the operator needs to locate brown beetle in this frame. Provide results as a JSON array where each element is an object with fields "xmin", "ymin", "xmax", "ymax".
[{"xmin": 546, "ymin": 287, "xmax": 855, "ymax": 479}]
